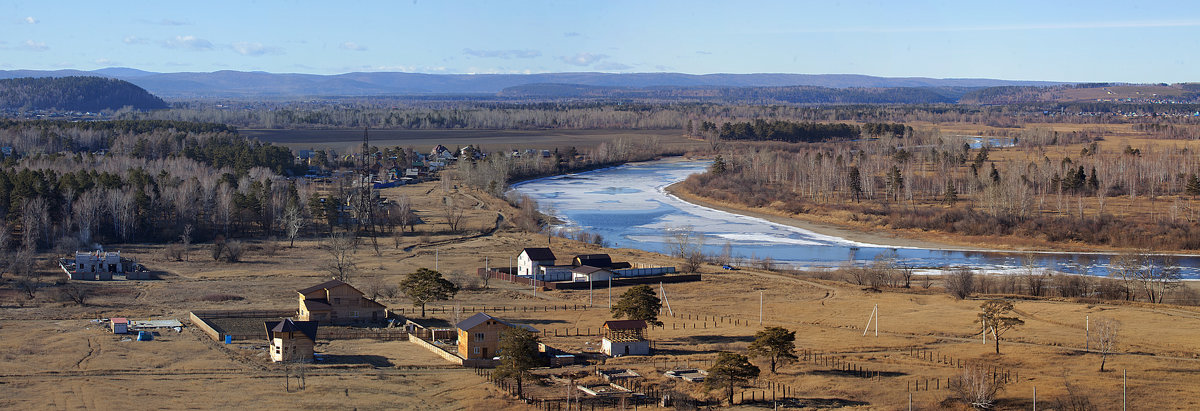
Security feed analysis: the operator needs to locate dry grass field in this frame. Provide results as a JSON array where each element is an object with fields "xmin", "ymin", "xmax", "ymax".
[{"xmin": 4, "ymin": 148, "xmax": 1200, "ymax": 409}]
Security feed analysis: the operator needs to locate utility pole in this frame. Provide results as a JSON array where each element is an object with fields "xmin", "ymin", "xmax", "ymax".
[
  {"xmin": 759, "ymin": 291, "xmax": 764, "ymax": 325},
  {"xmin": 608, "ymin": 275, "xmax": 612, "ymax": 308},
  {"xmin": 1123, "ymin": 369, "xmax": 1127, "ymax": 411},
  {"xmin": 589, "ymin": 274, "xmax": 593, "ymax": 307},
  {"xmin": 1086, "ymin": 315, "xmax": 1090, "ymax": 351}
]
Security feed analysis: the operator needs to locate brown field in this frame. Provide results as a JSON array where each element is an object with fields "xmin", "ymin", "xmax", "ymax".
[
  {"xmin": 242, "ymin": 128, "xmax": 694, "ymax": 154},
  {"xmin": 5, "ymin": 145, "xmax": 1200, "ymax": 409}
]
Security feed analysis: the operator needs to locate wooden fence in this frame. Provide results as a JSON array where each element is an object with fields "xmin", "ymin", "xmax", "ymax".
[{"xmin": 318, "ymin": 328, "xmax": 409, "ymax": 341}]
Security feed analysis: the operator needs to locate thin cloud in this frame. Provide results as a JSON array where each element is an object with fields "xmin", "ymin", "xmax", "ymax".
[
  {"xmin": 560, "ymin": 52, "xmax": 607, "ymax": 66},
  {"xmin": 463, "ymin": 48, "xmax": 541, "ymax": 59},
  {"xmin": 22, "ymin": 40, "xmax": 48, "ymax": 52},
  {"xmin": 696, "ymin": 50, "xmax": 712, "ymax": 55},
  {"xmin": 159, "ymin": 19, "xmax": 188, "ymax": 26},
  {"xmin": 340, "ymin": 41, "xmax": 367, "ymax": 51},
  {"xmin": 231, "ymin": 41, "xmax": 283, "ymax": 56},
  {"xmin": 24, "ymin": 16, "xmax": 37, "ymax": 24},
  {"xmin": 772, "ymin": 19, "xmax": 1200, "ymax": 34},
  {"xmin": 95, "ymin": 58, "xmax": 118, "ymax": 66},
  {"xmin": 596, "ymin": 62, "xmax": 633, "ymax": 71},
  {"xmin": 164, "ymin": 35, "xmax": 213, "ymax": 51},
  {"xmin": 123, "ymin": 36, "xmax": 149, "ymax": 45}
]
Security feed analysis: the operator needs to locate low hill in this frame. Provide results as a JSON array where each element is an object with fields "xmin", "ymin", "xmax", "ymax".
[
  {"xmin": 0, "ymin": 68, "xmax": 1065, "ymax": 99},
  {"xmin": 0, "ymin": 76, "xmax": 168, "ymax": 111},
  {"xmin": 499, "ymin": 83, "xmax": 963, "ymax": 104}
]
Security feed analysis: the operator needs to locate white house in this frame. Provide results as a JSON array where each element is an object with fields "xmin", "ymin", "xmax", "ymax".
[
  {"xmin": 601, "ymin": 320, "xmax": 650, "ymax": 356},
  {"xmin": 518, "ymin": 248, "xmax": 557, "ymax": 277},
  {"xmin": 71, "ymin": 250, "xmax": 124, "ymax": 280},
  {"xmin": 572, "ymin": 265, "xmax": 613, "ymax": 282}
]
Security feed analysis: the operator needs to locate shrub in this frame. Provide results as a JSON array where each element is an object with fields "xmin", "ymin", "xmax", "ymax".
[
  {"xmin": 945, "ymin": 268, "xmax": 975, "ymax": 299},
  {"xmin": 223, "ymin": 241, "xmax": 245, "ymax": 263},
  {"xmin": 200, "ymin": 294, "xmax": 244, "ymax": 302}
]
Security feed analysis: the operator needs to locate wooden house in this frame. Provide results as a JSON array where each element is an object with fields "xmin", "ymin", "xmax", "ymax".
[
  {"xmin": 456, "ymin": 313, "xmax": 538, "ymax": 360},
  {"xmin": 602, "ymin": 320, "xmax": 650, "ymax": 356},
  {"xmin": 296, "ymin": 279, "xmax": 387, "ymax": 324},
  {"xmin": 265, "ymin": 319, "xmax": 318, "ymax": 363}
]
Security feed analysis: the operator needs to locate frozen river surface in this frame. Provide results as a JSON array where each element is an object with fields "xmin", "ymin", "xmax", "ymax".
[{"xmin": 513, "ymin": 159, "xmax": 1200, "ymax": 278}]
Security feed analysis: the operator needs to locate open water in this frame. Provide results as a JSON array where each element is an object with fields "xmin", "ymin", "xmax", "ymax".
[{"xmin": 512, "ymin": 158, "xmax": 1200, "ymax": 278}]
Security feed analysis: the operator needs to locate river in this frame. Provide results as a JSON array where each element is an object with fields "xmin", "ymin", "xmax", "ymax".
[{"xmin": 512, "ymin": 158, "xmax": 1200, "ymax": 278}]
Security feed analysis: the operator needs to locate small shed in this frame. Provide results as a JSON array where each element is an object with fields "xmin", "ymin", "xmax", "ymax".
[
  {"xmin": 111, "ymin": 318, "xmax": 128, "ymax": 334},
  {"xmin": 572, "ymin": 265, "xmax": 613, "ymax": 282},
  {"xmin": 601, "ymin": 320, "xmax": 650, "ymax": 356}
]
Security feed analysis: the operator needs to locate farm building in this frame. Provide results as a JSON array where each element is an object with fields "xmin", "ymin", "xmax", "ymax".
[
  {"xmin": 456, "ymin": 313, "xmax": 538, "ymax": 360},
  {"xmin": 296, "ymin": 279, "xmax": 387, "ymax": 324},
  {"xmin": 63, "ymin": 250, "xmax": 123, "ymax": 280},
  {"xmin": 110, "ymin": 318, "xmax": 128, "ymax": 334},
  {"xmin": 265, "ymin": 319, "xmax": 318, "ymax": 363},
  {"xmin": 518, "ymin": 248, "xmax": 557, "ymax": 277},
  {"xmin": 601, "ymin": 320, "xmax": 650, "ymax": 357},
  {"xmin": 572, "ymin": 265, "xmax": 613, "ymax": 282},
  {"xmin": 405, "ymin": 317, "xmax": 455, "ymax": 340}
]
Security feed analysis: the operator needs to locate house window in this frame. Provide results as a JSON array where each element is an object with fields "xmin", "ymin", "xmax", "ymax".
[
  {"xmin": 334, "ymin": 298, "xmax": 341, "ymax": 305},
  {"xmin": 352, "ymin": 311, "xmax": 359, "ymax": 318},
  {"xmin": 474, "ymin": 332, "xmax": 485, "ymax": 342},
  {"xmin": 473, "ymin": 347, "xmax": 481, "ymax": 355}
]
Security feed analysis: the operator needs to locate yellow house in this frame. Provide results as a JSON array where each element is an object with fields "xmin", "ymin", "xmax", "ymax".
[
  {"xmin": 265, "ymin": 319, "xmax": 318, "ymax": 363},
  {"xmin": 296, "ymin": 279, "xmax": 387, "ymax": 324},
  {"xmin": 456, "ymin": 313, "xmax": 538, "ymax": 360}
]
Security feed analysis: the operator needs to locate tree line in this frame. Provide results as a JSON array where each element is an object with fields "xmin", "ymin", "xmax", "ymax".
[
  {"xmin": 122, "ymin": 100, "xmax": 1200, "ymax": 131},
  {"xmin": 682, "ymin": 127, "xmax": 1200, "ymax": 250}
]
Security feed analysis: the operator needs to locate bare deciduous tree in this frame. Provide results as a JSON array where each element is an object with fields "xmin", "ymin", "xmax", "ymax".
[
  {"xmin": 1089, "ymin": 317, "xmax": 1120, "ymax": 372},
  {"xmin": 180, "ymin": 224, "xmax": 194, "ymax": 261},
  {"xmin": 441, "ymin": 197, "xmax": 466, "ymax": 233},
  {"xmin": 322, "ymin": 232, "xmax": 358, "ymax": 281},
  {"xmin": 664, "ymin": 225, "xmax": 706, "ymax": 273},
  {"xmin": 281, "ymin": 204, "xmax": 305, "ymax": 247},
  {"xmin": 58, "ymin": 283, "xmax": 91, "ymax": 306},
  {"xmin": 945, "ymin": 268, "xmax": 975, "ymax": 299}
]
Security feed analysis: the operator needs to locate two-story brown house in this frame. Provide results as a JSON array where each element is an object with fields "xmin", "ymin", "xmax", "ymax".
[
  {"xmin": 265, "ymin": 318, "xmax": 318, "ymax": 363},
  {"xmin": 296, "ymin": 279, "xmax": 387, "ymax": 324},
  {"xmin": 456, "ymin": 312, "xmax": 539, "ymax": 360}
]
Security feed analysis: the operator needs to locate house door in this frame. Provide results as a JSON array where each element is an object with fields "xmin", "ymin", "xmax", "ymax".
[
  {"xmin": 624, "ymin": 345, "xmax": 629, "ymax": 355},
  {"xmin": 481, "ymin": 347, "xmax": 488, "ymax": 358}
]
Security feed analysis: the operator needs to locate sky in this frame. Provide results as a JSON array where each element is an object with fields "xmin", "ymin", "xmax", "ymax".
[{"xmin": 2, "ymin": 1, "xmax": 1199, "ymax": 83}]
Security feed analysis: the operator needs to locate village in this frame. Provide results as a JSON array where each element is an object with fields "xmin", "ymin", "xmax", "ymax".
[{"xmin": 4, "ymin": 153, "xmax": 1198, "ymax": 411}]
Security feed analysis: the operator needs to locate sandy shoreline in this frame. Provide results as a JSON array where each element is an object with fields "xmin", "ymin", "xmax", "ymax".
[{"xmin": 663, "ymin": 182, "xmax": 1009, "ymax": 253}]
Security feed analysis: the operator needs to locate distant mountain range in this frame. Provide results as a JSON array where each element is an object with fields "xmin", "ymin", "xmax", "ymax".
[{"xmin": 0, "ymin": 68, "xmax": 1067, "ymax": 100}]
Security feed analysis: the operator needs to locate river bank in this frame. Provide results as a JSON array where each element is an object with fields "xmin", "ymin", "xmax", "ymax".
[{"xmin": 664, "ymin": 182, "xmax": 1038, "ymax": 253}]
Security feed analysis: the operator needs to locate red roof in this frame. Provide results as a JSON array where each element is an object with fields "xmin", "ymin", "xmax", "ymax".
[{"xmin": 111, "ymin": 318, "xmax": 129, "ymax": 324}]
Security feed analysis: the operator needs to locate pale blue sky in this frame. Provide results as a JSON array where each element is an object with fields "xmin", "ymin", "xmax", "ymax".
[{"xmin": 2, "ymin": 1, "xmax": 1198, "ymax": 82}]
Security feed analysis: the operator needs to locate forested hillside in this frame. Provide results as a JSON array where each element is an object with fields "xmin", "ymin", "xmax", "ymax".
[{"xmin": 0, "ymin": 76, "xmax": 168, "ymax": 112}]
